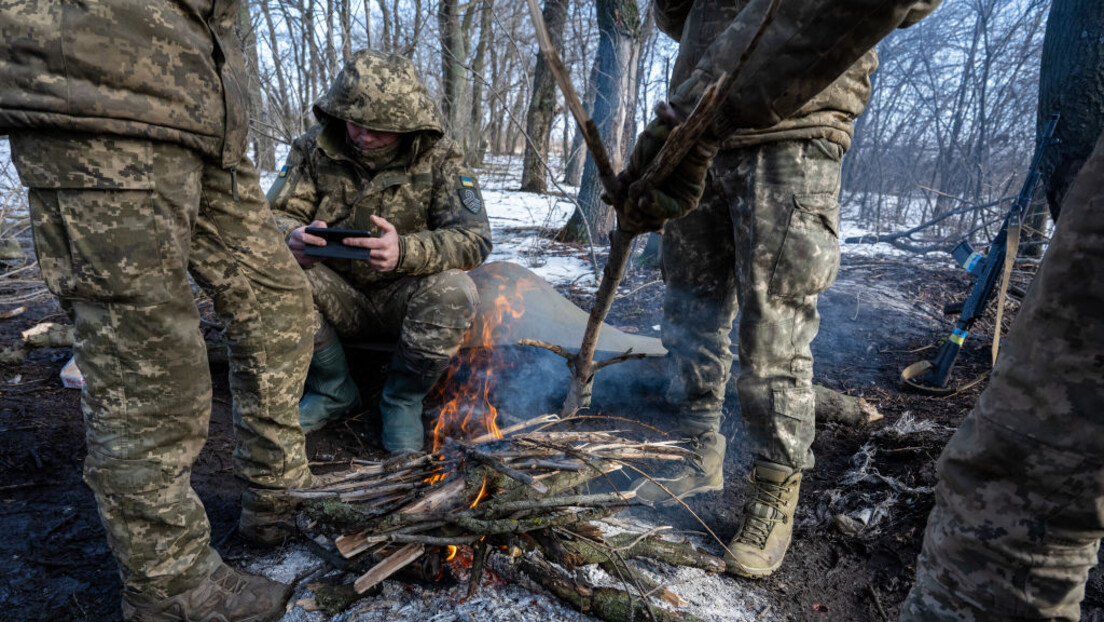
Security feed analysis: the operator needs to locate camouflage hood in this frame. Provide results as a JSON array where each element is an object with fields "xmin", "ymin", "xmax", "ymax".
[{"xmin": 313, "ymin": 50, "xmax": 444, "ymax": 139}]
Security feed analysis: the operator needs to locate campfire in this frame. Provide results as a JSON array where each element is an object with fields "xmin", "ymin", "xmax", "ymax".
[{"xmin": 292, "ymin": 273, "xmax": 726, "ymax": 622}]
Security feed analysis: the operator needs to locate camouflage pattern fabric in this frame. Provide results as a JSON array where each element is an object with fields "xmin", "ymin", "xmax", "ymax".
[
  {"xmin": 269, "ymin": 51, "xmax": 492, "ymax": 289},
  {"xmin": 305, "ymin": 263, "xmax": 478, "ymax": 377},
  {"xmin": 0, "ymin": 0, "xmax": 249, "ymax": 168},
  {"xmin": 662, "ymin": 139, "xmax": 842, "ymax": 470},
  {"xmin": 655, "ymin": 0, "xmax": 879, "ymax": 152},
  {"xmin": 655, "ymin": 0, "xmax": 941, "ymax": 139},
  {"xmin": 900, "ymin": 131, "xmax": 1104, "ymax": 621},
  {"xmin": 9, "ymin": 132, "xmax": 314, "ymax": 602}
]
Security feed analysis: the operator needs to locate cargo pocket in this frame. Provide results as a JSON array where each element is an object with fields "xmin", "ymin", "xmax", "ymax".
[
  {"xmin": 53, "ymin": 188, "xmax": 173, "ymax": 305},
  {"xmin": 768, "ymin": 192, "xmax": 841, "ymax": 298}
]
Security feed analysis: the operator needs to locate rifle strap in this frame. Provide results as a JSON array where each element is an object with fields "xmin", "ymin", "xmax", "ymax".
[{"xmin": 991, "ymin": 222, "xmax": 1021, "ymax": 364}]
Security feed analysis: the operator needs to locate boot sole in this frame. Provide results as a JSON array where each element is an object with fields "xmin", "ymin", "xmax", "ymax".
[
  {"xmin": 650, "ymin": 482, "xmax": 724, "ymax": 507},
  {"xmin": 724, "ymin": 556, "xmax": 785, "ymax": 578}
]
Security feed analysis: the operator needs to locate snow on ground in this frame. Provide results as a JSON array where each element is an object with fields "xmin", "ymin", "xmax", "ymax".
[{"xmin": 2, "ymin": 136, "xmax": 943, "ymax": 278}]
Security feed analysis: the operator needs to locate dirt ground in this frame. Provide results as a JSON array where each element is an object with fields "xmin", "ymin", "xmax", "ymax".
[{"xmin": 2, "ymin": 252, "xmax": 1102, "ymax": 621}]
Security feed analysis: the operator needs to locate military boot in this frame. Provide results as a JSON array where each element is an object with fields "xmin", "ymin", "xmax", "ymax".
[
  {"xmin": 121, "ymin": 563, "xmax": 291, "ymax": 622},
  {"xmin": 630, "ymin": 431, "xmax": 725, "ymax": 505},
  {"xmin": 724, "ymin": 461, "xmax": 802, "ymax": 578},
  {"xmin": 239, "ymin": 487, "xmax": 303, "ymax": 548},
  {"xmin": 378, "ymin": 354, "xmax": 439, "ymax": 453},
  {"xmin": 299, "ymin": 339, "xmax": 362, "ymax": 434}
]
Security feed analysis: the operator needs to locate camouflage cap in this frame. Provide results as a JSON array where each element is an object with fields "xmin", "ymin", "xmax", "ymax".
[{"xmin": 314, "ymin": 50, "xmax": 444, "ymax": 137}]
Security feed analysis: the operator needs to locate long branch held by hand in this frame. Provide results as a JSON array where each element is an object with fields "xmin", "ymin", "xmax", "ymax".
[
  {"xmin": 525, "ymin": 0, "xmax": 778, "ymax": 416},
  {"xmin": 630, "ymin": 0, "xmax": 781, "ymax": 206}
]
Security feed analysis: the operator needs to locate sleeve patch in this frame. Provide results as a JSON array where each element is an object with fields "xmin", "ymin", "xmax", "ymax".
[
  {"xmin": 459, "ymin": 187, "xmax": 483, "ymax": 214},
  {"xmin": 279, "ymin": 165, "xmax": 289, "ymax": 178},
  {"xmin": 457, "ymin": 176, "xmax": 483, "ymax": 214}
]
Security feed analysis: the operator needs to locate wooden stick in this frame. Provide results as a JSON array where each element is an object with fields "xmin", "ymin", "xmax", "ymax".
[
  {"xmin": 467, "ymin": 540, "xmax": 488, "ymax": 599},
  {"xmin": 456, "ymin": 440, "xmax": 549, "ymax": 494},
  {"xmin": 469, "ymin": 413, "xmax": 560, "ymax": 445},
  {"xmin": 353, "ymin": 543, "xmax": 425, "ymax": 594}
]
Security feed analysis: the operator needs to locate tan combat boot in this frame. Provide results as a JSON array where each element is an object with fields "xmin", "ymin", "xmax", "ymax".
[
  {"xmin": 631, "ymin": 431, "xmax": 725, "ymax": 505},
  {"xmin": 121, "ymin": 564, "xmax": 291, "ymax": 622},
  {"xmin": 724, "ymin": 461, "xmax": 802, "ymax": 578},
  {"xmin": 239, "ymin": 487, "xmax": 301, "ymax": 548}
]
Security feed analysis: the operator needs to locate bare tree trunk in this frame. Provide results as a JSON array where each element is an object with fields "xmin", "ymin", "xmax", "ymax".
[
  {"xmin": 438, "ymin": 0, "xmax": 468, "ymax": 147},
  {"xmin": 340, "ymin": 0, "xmax": 354, "ymax": 61},
  {"xmin": 238, "ymin": 0, "xmax": 274, "ymax": 169},
  {"xmin": 1036, "ymin": 0, "xmax": 1104, "ymax": 219},
  {"xmin": 520, "ymin": 0, "xmax": 569, "ymax": 192},
  {"xmin": 560, "ymin": 0, "xmax": 641, "ymax": 245},
  {"xmin": 376, "ymin": 0, "xmax": 392, "ymax": 52},
  {"xmin": 259, "ymin": 0, "xmax": 293, "ymax": 138},
  {"xmin": 467, "ymin": 0, "xmax": 494, "ymax": 167},
  {"xmin": 563, "ymin": 56, "xmax": 597, "ymax": 187}
]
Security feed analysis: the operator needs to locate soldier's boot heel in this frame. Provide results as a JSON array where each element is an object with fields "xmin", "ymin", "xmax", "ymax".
[
  {"xmin": 121, "ymin": 564, "xmax": 291, "ymax": 622},
  {"xmin": 724, "ymin": 461, "xmax": 802, "ymax": 578},
  {"xmin": 239, "ymin": 487, "xmax": 305, "ymax": 548},
  {"xmin": 630, "ymin": 431, "xmax": 726, "ymax": 505},
  {"xmin": 298, "ymin": 339, "xmax": 362, "ymax": 434}
]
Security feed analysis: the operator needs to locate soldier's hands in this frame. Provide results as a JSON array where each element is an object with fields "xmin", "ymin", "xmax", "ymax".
[
  {"xmin": 288, "ymin": 220, "xmax": 329, "ymax": 267},
  {"xmin": 610, "ymin": 104, "xmax": 720, "ymax": 234},
  {"xmin": 343, "ymin": 215, "xmax": 400, "ymax": 272}
]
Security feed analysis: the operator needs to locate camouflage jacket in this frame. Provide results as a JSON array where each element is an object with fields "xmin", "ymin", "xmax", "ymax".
[
  {"xmin": 0, "ymin": 0, "xmax": 249, "ymax": 169},
  {"xmin": 269, "ymin": 51, "xmax": 492, "ymax": 290},
  {"xmin": 656, "ymin": 0, "xmax": 938, "ymax": 152}
]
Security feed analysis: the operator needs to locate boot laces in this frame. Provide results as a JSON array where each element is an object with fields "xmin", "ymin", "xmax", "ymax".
[
  {"xmin": 734, "ymin": 473, "xmax": 791, "ymax": 550},
  {"xmin": 210, "ymin": 567, "xmax": 250, "ymax": 596}
]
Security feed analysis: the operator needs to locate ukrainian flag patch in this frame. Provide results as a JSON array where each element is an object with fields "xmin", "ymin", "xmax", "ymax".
[
  {"xmin": 460, "ymin": 176, "xmax": 475, "ymax": 187},
  {"xmin": 279, "ymin": 165, "xmax": 289, "ymax": 178}
]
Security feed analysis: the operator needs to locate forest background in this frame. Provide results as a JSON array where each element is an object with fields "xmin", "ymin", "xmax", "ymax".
[{"xmin": 232, "ymin": 0, "xmax": 1060, "ymax": 253}]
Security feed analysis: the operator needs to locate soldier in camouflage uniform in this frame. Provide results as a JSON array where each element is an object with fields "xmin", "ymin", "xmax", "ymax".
[
  {"xmin": 604, "ymin": 0, "xmax": 939, "ymax": 577},
  {"xmin": 899, "ymin": 21, "xmax": 1104, "ymax": 619},
  {"xmin": 626, "ymin": 0, "xmax": 939, "ymax": 578},
  {"xmin": 268, "ymin": 50, "xmax": 492, "ymax": 453},
  {"xmin": 900, "ymin": 135, "xmax": 1104, "ymax": 622},
  {"xmin": 0, "ymin": 2, "xmax": 313, "ymax": 620}
]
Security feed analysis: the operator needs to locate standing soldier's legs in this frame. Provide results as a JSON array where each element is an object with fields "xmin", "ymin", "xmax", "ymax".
[
  {"xmin": 724, "ymin": 139, "xmax": 843, "ymax": 577},
  {"xmin": 633, "ymin": 171, "xmax": 737, "ymax": 504},
  {"xmin": 12, "ymin": 134, "xmax": 222, "ymax": 600},
  {"xmin": 187, "ymin": 158, "xmax": 315, "ymax": 544},
  {"xmin": 901, "ymin": 134, "xmax": 1104, "ymax": 622}
]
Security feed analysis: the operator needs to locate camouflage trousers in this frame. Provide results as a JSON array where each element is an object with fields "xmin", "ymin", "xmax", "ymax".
[
  {"xmin": 305, "ymin": 264, "xmax": 478, "ymax": 377},
  {"xmin": 900, "ymin": 133, "xmax": 1104, "ymax": 621},
  {"xmin": 662, "ymin": 139, "xmax": 843, "ymax": 470},
  {"xmin": 9, "ymin": 132, "xmax": 314, "ymax": 602}
]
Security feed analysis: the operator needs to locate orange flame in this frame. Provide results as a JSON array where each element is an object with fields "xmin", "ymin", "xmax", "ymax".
[
  {"xmin": 469, "ymin": 473, "xmax": 488, "ymax": 508},
  {"xmin": 445, "ymin": 545, "xmax": 458, "ymax": 561},
  {"xmin": 429, "ymin": 274, "xmax": 530, "ymax": 453}
]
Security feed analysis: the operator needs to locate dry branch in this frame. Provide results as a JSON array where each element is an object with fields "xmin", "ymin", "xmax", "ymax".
[{"xmin": 296, "ymin": 422, "xmax": 722, "ymax": 620}]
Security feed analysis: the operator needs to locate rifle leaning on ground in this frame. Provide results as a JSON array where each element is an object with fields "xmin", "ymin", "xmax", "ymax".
[{"xmin": 902, "ymin": 113, "xmax": 1060, "ymax": 395}]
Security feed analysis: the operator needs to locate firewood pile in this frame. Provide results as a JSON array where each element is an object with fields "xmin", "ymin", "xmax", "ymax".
[{"xmin": 293, "ymin": 414, "xmax": 728, "ymax": 622}]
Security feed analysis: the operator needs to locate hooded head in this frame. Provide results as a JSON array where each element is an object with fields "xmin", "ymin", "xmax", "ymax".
[{"xmin": 313, "ymin": 50, "xmax": 444, "ymax": 139}]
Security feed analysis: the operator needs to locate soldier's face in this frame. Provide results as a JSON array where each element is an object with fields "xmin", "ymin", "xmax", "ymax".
[{"xmin": 346, "ymin": 122, "xmax": 401, "ymax": 151}]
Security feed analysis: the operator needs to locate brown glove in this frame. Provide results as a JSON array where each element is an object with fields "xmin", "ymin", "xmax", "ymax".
[{"xmin": 611, "ymin": 104, "xmax": 720, "ymax": 234}]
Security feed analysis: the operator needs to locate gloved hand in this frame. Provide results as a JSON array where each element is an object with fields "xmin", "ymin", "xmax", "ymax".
[{"xmin": 610, "ymin": 103, "xmax": 720, "ymax": 234}]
